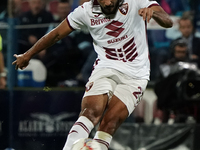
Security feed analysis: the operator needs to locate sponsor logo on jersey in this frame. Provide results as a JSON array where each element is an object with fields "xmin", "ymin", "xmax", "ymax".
[
  {"xmin": 94, "ymin": 14, "xmax": 101, "ymax": 17},
  {"xmin": 105, "ymin": 20, "xmax": 124, "ymax": 37},
  {"xmin": 119, "ymin": 3, "xmax": 128, "ymax": 15},
  {"xmin": 104, "ymin": 37, "xmax": 138, "ymax": 62},
  {"xmin": 107, "ymin": 35, "xmax": 128, "ymax": 44},
  {"xmin": 91, "ymin": 17, "xmax": 111, "ymax": 26}
]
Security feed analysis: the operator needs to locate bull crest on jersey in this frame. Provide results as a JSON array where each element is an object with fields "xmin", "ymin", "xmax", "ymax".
[{"xmin": 119, "ymin": 3, "xmax": 128, "ymax": 15}]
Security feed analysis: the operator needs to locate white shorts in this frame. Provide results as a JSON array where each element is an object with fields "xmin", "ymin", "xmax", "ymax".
[{"xmin": 83, "ymin": 68, "xmax": 148, "ymax": 115}]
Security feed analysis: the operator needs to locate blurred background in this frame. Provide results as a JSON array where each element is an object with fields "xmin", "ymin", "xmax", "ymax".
[{"xmin": 0, "ymin": 0, "xmax": 200, "ymax": 150}]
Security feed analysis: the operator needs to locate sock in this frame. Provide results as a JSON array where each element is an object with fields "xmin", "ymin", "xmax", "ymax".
[
  {"xmin": 94, "ymin": 131, "xmax": 112, "ymax": 150},
  {"xmin": 62, "ymin": 116, "xmax": 94, "ymax": 150}
]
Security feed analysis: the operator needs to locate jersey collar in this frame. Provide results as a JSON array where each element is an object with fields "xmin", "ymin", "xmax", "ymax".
[{"xmin": 92, "ymin": 0, "xmax": 103, "ymax": 14}]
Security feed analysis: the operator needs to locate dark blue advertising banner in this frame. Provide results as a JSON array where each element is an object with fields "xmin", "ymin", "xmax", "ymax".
[
  {"xmin": 0, "ymin": 88, "xmax": 84, "ymax": 150},
  {"xmin": 0, "ymin": 88, "xmax": 200, "ymax": 150}
]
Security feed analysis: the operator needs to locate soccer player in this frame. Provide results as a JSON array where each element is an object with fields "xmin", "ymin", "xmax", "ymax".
[{"xmin": 12, "ymin": 0, "xmax": 173, "ymax": 149}]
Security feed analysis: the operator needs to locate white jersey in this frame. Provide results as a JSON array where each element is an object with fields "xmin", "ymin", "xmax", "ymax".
[{"xmin": 67, "ymin": 0, "xmax": 159, "ymax": 80}]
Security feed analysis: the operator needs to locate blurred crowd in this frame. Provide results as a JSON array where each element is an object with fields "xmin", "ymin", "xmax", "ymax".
[{"xmin": 0, "ymin": 0, "xmax": 96, "ymax": 87}]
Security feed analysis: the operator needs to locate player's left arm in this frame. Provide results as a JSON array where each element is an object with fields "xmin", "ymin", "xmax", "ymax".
[{"xmin": 138, "ymin": 5, "xmax": 173, "ymax": 28}]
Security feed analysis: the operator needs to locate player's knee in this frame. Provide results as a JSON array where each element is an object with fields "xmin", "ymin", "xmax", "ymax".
[{"xmin": 80, "ymin": 107, "xmax": 104, "ymax": 126}]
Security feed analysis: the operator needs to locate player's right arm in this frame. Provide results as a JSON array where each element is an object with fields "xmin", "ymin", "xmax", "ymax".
[
  {"xmin": 12, "ymin": 19, "xmax": 73, "ymax": 70},
  {"xmin": 138, "ymin": 6, "xmax": 173, "ymax": 28}
]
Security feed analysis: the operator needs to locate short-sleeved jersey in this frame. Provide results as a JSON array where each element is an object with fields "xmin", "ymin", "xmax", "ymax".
[{"xmin": 67, "ymin": 0, "xmax": 159, "ymax": 80}]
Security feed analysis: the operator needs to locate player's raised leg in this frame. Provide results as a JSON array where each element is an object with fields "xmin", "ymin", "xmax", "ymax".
[
  {"xmin": 62, "ymin": 94, "xmax": 108, "ymax": 150},
  {"xmin": 94, "ymin": 79, "xmax": 148, "ymax": 150},
  {"xmin": 94, "ymin": 95, "xmax": 129, "ymax": 150}
]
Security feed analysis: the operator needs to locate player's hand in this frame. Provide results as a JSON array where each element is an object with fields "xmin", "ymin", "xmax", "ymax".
[
  {"xmin": 12, "ymin": 54, "xmax": 29, "ymax": 70},
  {"xmin": 138, "ymin": 7, "xmax": 154, "ymax": 23}
]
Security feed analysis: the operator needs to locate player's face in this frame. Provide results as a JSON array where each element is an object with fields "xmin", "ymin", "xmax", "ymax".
[{"xmin": 97, "ymin": 0, "xmax": 120, "ymax": 15}]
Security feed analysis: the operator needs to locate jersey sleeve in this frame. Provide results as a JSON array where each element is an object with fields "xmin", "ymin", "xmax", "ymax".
[
  {"xmin": 67, "ymin": 5, "xmax": 87, "ymax": 31},
  {"xmin": 137, "ymin": 0, "xmax": 159, "ymax": 9}
]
